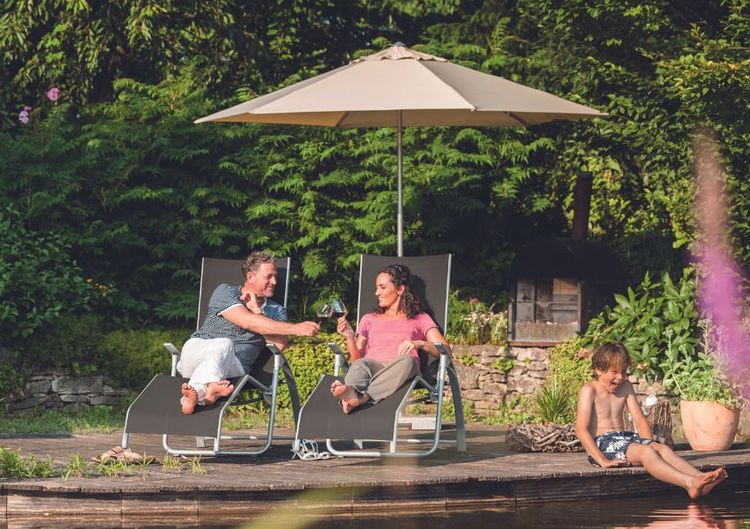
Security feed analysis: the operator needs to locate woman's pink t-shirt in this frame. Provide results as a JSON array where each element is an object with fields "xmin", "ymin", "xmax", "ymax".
[{"xmin": 358, "ymin": 312, "xmax": 438, "ymax": 368}]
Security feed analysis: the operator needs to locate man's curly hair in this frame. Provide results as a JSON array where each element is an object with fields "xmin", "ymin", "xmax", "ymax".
[{"xmin": 241, "ymin": 251, "xmax": 275, "ymax": 278}]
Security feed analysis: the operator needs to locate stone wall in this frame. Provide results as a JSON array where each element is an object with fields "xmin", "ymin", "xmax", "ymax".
[
  {"xmin": 451, "ymin": 344, "xmax": 550, "ymax": 415},
  {"xmin": 11, "ymin": 371, "xmax": 134, "ymax": 412}
]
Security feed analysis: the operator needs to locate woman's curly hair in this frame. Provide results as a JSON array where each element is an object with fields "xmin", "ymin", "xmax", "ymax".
[{"xmin": 373, "ymin": 264, "xmax": 424, "ymax": 319}]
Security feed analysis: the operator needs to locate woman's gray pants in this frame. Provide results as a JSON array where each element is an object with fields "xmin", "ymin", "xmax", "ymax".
[{"xmin": 344, "ymin": 355, "xmax": 418, "ymax": 402}]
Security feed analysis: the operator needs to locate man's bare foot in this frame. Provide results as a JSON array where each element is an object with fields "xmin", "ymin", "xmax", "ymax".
[
  {"xmin": 181, "ymin": 383, "xmax": 199, "ymax": 414},
  {"xmin": 701, "ymin": 467, "xmax": 728, "ymax": 496},
  {"xmin": 204, "ymin": 380, "xmax": 235, "ymax": 404}
]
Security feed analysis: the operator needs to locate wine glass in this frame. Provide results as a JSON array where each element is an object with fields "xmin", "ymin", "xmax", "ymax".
[
  {"xmin": 316, "ymin": 303, "xmax": 333, "ymax": 326},
  {"xmin": 330, "ymin": 299, "xmax": 348, "ymax": 319}
]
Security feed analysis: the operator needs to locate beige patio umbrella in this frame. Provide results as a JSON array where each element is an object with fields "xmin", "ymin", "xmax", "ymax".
[{"xmin": 196, "ymin": 43, "xmax": 606, "ymax": 256}]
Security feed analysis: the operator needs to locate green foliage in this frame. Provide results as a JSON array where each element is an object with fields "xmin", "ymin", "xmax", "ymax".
[
  {"xmin": 457, "ymin": 354, "xmax": 477, "ymax": 367},
  {"xmin": 447, "ymin": 291, "xmax": 508, "ymax": 345},
  {"xmin": 99, "ymin": 328, "xmax": 187, "ymax": 388},
  {"xmin": 276, "ymin": 333, "xmax": 342, "ymax": 409},
  {"xmin": 61, "ymin": 454, "xmax": 91, "ymax": 481},
  {"xmin": 585, "ymin": 268, "xmax": 698, "ymax": 382},
  {"xmin": 0, "ymin": 206, "xmax": 94, "ymax": 342},
  {"xmin": 660, "ymin": 320, "xmax": 745, "ymax": 409},
  {"xmin": 24, "ymin": 314, "xmax": 187, "ymax": 389},
  {"xmin": 546, "ymin": 336, "xmax": 595, "ymax": 392},
  {"xmin": 0, "ymin": 406, "xmax": 124, "ymax": 436},
  {"xmin": 491, "ymin": 357, "xmax": 515, "ymax": 373},
  {"xmin": 532, "ymin": 381, "xmax": 576, "ymax": 425},
  {"xmin": 0, "ymin": 446, "xmax": 54, "ymax": 479},
  {"xmin": 483, "ymin": 396, "xmax": 533, "ymax": 425}
]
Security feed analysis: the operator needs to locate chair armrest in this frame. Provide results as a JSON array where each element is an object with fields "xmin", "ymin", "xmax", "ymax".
[
  {"xmin": 433, "ymin": 342, "xmax": 449, "ymax": 356},
  {"xmin": 266, "ymin": 343, "xmax": 282, "ymax": 355},
  {"xmin": 328, "ymin": 342, "xmax": 349, "ymax": 376},
  {"xmin": 163, "ymin": 342, "xmax": 180, "ymax": 376}
]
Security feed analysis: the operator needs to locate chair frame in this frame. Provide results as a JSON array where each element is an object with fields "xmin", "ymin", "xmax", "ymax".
[
  {"xmin": 122, "ymin": 256, "xmax": 300, "ymax": 457},
  {"xmin": 294, "ymin": 254, "xmax": 466, "ymax": 458}
]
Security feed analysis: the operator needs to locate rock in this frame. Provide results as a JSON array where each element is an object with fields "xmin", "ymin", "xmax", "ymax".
[
  {"xmin": 13, "ymin": 396, "xmax": 47, "ymax": 410},
  {"xmin": 52, "ymin": 375, "xmax": 104, "ymax": 395},
  {"xmin": 26, "ymin": 379, "xmax": 51, "ymax": 394},
  {"xmin": 90, "ymin": 396, "xmax": 123, "ymax": 406},
  {"xmin": 453, "ymin": 364, "xmax": 479, "ymax": 388},
  {"xmin": 60, "ymin": 393, "xmax": 91, "ymax": 403}
]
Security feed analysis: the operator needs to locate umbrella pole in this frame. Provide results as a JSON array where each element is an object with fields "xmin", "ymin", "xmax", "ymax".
[{"xmin": 397, "ymin": 111, "xmax": 403, "ymax": 257}]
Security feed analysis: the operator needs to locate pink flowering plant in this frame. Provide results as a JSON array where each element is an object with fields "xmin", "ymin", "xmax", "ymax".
[
  {"xmin": 17, "ymin": 86, "xmax": 62, "ymax": 126},
  {"xmin": 46, "ymin": 86, "xmax": 60, "ymax": 102},
  {"xmin": 447, "ymin": 292, "xmax": 508, "ymax": 345},
  {"xmin": 18, "ymin": 105, "xmax": 31, "ymax": 124}
]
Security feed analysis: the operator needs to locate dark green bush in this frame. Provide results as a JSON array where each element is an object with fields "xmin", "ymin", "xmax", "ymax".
[
  {"xmin": 99, "ymin": 328, "xmax": 191, "ymax": 388},
  {"xmin": 584, "ymin": 268, "xmax": 698, "ymax": 382},
  {"xmin": 0, "ymin": 207, "xmax": 94, "ymax": 343},
  {"xmin": 17, "ymin": 313, "xmax": 189, "ymax": 390}
]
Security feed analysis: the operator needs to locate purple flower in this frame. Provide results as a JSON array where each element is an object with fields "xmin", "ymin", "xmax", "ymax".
[
  {"xmin": 18, "ymin": 108, "xmax": 30, "ymax": 124},
  {"xmin": 23, "ymin": 105, "xmax": 31, "ymax": 111},
  {"xmin": 46, "ymin": 86, "xmax": 60, "ymax": 102}
]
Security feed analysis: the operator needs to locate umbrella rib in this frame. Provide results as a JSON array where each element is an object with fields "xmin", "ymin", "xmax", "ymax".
[
  {"xmin": 506, "ymin": 112, "xmax": 530, "ymax": 126},
  {"xmin": 333, "ymin": 112, "xmax": 349, "ymax": 127},
  {"xmin": 417, "ymin": 61, "xmax": 475, "ymax": 111}
]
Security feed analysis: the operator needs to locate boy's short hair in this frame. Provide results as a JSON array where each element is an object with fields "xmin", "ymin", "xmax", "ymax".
[{"xmin": 591, "ymin": 342, "xmax": 632, "ymax": 375}]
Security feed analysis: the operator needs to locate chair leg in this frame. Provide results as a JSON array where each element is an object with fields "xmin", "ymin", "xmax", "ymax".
[
  {"xmin": 447, "ymin": 361, "xmax": 467, "ymax": 452},
  {"xmin": 282, "ymin": 358, "xmax": 302, "ymax": 426}
]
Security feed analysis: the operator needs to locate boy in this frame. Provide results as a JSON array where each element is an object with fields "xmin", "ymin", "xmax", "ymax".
[{"xmin": 575, "ymin": 342, "xmax": 727, "ymax": 499}]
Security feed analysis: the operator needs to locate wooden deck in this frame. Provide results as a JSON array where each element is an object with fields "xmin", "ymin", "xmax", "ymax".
[{"xmin": 1, "ymin": 426, "xmax": 749, "ymax": 522}]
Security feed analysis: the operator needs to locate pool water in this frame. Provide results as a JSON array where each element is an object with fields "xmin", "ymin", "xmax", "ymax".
[{"xmin": 212, "ymin": 491, "xmax": 750, "ymax": 529}]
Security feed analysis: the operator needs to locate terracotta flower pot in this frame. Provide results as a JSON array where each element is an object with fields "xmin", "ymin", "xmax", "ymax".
[{"xmin": 679, "ymin": 400, "xmax": 740, "ymax": 451}]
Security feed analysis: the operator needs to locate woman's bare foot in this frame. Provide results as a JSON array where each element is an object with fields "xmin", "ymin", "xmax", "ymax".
[
  {"xmin": 339, "ymin": 386, "xmax": 370, "ymax": 414},
  {"xmin": 700, "ymin": 467, "xmax": 728, "ymax": 496},
  {"xmin": 204, "ymin": 380, "xmax": 235, "ymax": 404},
  {"xmin": 180, "ymin": 383, "xmax": 199, "ymax": 414},
  {"xmin": 331, "ymin": 380, "xmax": 348, "ymax": 398}
]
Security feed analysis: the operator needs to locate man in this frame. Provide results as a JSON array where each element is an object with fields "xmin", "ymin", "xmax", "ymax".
[{"xmin": 178, "ymin": 251, "xmax": 319, "ymax": 414}]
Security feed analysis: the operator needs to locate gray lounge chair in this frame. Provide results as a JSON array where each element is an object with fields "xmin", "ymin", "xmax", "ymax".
[
  {"xmin": 294, "ymin": 254, "xmax": 466, "ymax": 457},
  {"xmin": 122, "ymin": 257, "xmax": 300, "ymax": 456}
]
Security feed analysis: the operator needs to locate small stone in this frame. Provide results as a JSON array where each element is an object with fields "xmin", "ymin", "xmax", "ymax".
[
  {"xmin": 26, "ymin": 379, "xmax": 51, "ymax": 394},
  {"xmin": 13, "ymin": 396, "xmax": 47, "ymax": 410},
  {"xmin": 52, "ymin": 375, "xmax": 104, "ymax": 394}
]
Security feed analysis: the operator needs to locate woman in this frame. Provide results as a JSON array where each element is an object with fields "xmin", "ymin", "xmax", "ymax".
[{"xmin": 331, "ymin": 264, "xmax": 450, "ymax": 413}]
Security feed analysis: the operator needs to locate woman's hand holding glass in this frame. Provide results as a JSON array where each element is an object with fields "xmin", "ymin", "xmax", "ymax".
[{"xmin": 337, "ymin": 316, "xmax": 355, "ymax": 338}]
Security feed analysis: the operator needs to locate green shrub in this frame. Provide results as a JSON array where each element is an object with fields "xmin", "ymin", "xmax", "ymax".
[
  {"xmin": 18, "ymin": 313, "xmax": 188, "ymax": 389},
  {"xmin": 491, "ymin": 357, "xmax": 516, "ymax": 373},
  {"xmin": 532, "ymin": 381, "xmax": 576, "ymax": 424},
  {"xmin": 276, "ymin": 333, "xmax": 342, "ymax": 409},
  {"xmin": 99, "ymin": 328, "xmax": 190, "ymax": 388},
  {"xmin": 0, "ymin": 447, "xmax": 54, "ymax": 479},
  {"xmin": 447, "ymin": 290, "xmax": 508, "ymax": 345},
  {"xmin": 584, "ymin": 268, "xmax": 698, "ymax": 382},
  {"xmin": 0, "ymin": 206, "xmax": 94, "ymax": 342},
  {"xmin": 546, "ymin": 336, "xmax": 592, "ymax": 392}
]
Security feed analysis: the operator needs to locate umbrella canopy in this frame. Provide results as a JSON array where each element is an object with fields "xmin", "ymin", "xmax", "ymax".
[{"xmin": 196, "ymin": 43, "xmax": 606, "ymax": 255}]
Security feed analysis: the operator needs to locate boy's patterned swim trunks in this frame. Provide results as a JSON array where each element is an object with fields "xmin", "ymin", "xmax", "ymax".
[{"xmin": 588, "ymin": 431, "xmax": 653, "ymax": 466}]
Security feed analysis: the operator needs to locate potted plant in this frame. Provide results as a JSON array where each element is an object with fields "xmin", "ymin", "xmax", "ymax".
[{"xmin": 660, "ymin": 321, "xmax": 745, "ymax": 451}]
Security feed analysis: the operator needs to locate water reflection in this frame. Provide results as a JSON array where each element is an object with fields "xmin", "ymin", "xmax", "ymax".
[{"xmin": 2, "ymin": 492, "xmax": 749, "ymax": 529}]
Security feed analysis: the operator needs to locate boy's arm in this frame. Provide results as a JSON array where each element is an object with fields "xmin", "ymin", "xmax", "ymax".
[
  {"xmin": 575, "ymin": 384, "xmax": 628, "ymax": 468},
  {"xmin": 624, "ymin": 382, "xmax": 653, "ymax": 439}
]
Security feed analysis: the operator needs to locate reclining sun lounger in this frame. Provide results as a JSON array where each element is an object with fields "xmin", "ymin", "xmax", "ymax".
[
  {"xmin": 294, "ymin": 254, "xmax": 466, "ymax": 457},
  {"xmin": 122, "ymin": 257, "xmax": 301, "ymax": 456}
]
